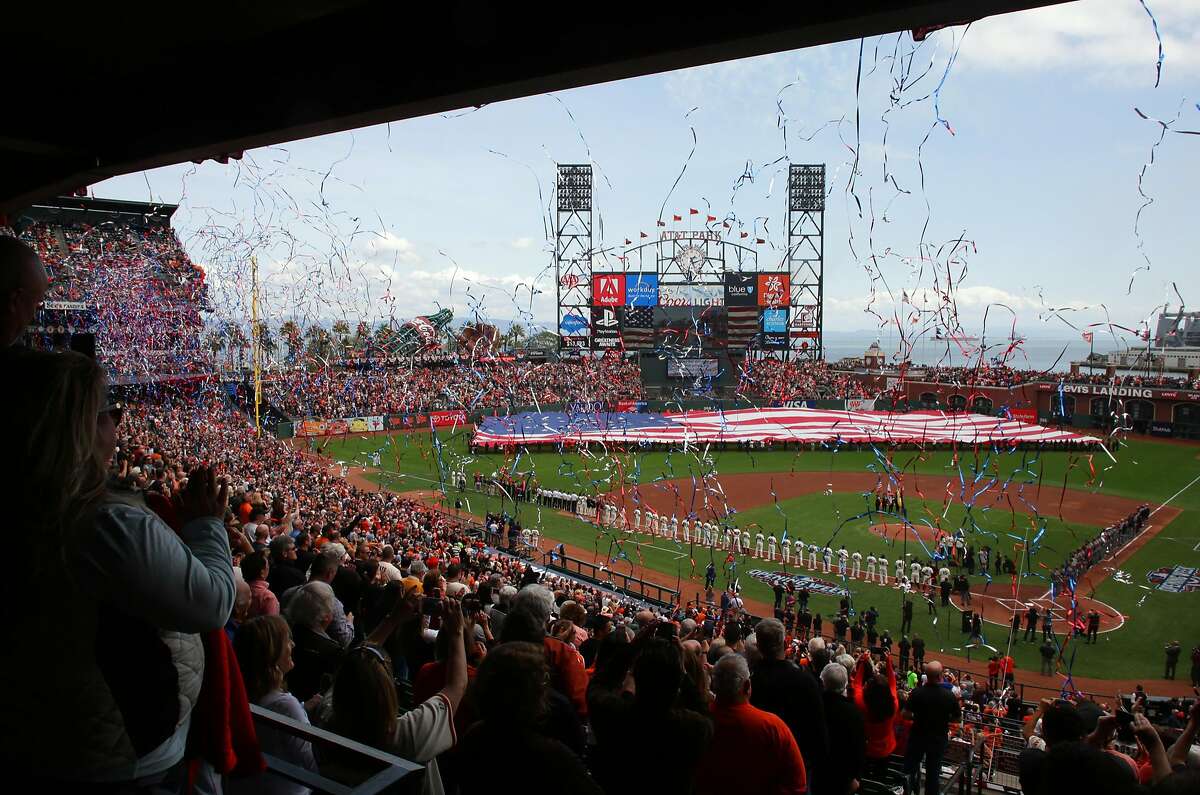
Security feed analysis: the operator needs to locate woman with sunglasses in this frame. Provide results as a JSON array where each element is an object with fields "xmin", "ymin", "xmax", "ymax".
[{"xmin": 0, "ymin": 348, "xmax": 236, "ymax": 787}]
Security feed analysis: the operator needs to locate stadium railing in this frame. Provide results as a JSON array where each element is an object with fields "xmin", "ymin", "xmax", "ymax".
[
  {"xmin": 248, "ymin": 704, "xmax": 424, "ymax": 793},
  {"xmin": 545, "ymin": 552, "xmax": 680, "ymax": 607}
]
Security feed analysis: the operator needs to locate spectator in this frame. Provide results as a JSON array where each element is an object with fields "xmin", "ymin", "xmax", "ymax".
[
  {"xmin": 852, "ymin": 651, "xmax": 898, "ymax": 767},
  {"xmin": 750, "ymin": 618, "xmax": 829, "ymax": 777},
  {"xmin": 901, "ymin": 661, "xmax": 961, "ymax": 795},
  {"xmin": 242, "ymin": 550, "xmax": 280, "ymax": 618},
  {"xmin": 455, "ymin": 642, "xmax": 602, "ymax": 793},
  {"xmin": 0, "ymin": 348, "xmax": 234, "ymax": 785},
  {"xmin": 695, "ymin": 654, "xmax": 807, "ymax": 795},
  {"xmin": 268, "ymin": 535, "xmax": 305, "ymax": 599},
  {"xmin": 0, "ymin": 235, "xmax": 49, "ymax": 346},
  {"xmin": 230, "ymin": 615, "xmax": 319, "ymax": 795},
  {"xmin": 591, "ymin": 636, "xmax": 712, "ymax": 795},
  {"xmin": 814, "ymin": 662, "xmax": 865, "ymax": 795},
  {"xmin": 322, "ymin": 596, "xmax": 466, "ymax": 795},
  {"xmin": 285, "ymin": 581, "xmax": 345, "ymax": 703}
]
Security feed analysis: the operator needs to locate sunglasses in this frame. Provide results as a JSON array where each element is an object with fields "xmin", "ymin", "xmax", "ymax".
[{"xmin": 100, "ymin": 403, "xmax": 123, "ymax": 426}]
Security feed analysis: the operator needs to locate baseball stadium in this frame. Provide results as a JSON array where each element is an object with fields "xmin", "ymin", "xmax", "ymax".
[{"xmin": 2, "ymin": 2, "xmax": 1198, "ymax": 794}]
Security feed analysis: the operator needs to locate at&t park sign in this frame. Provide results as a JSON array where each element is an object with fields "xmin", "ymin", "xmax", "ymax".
[{"xmin": 660, "ymin": 230, "xmax": 723, "ymax": 242}]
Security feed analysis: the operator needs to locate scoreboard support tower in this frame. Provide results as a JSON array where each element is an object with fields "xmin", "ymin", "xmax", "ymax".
[
  {"xmin": 556, "ymin": 164, "xmax": 593, "ymax": 350},
  {"xmin": 787, "ymin": 164, "xmax": 825, "ymax": 362}
]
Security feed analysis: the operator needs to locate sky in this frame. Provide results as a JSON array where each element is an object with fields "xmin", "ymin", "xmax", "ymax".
[{"xmin": 95, "ymin": 0, "xmax": 1198, "ymax": 356}]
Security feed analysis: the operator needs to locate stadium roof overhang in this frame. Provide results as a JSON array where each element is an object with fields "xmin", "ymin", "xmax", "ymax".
[{"xmin": 0, "ymin": 0, "xmax": 1068, "ymax": 214}]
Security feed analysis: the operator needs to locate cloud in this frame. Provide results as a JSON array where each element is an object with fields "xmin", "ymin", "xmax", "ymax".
[
  {"xmin": 510, "ymin": 236, "xmax": 534, "ymax": 249},
  {"xmin": 361, "ymin": 232, "xmax": 422, "ymax": 265},
  {"xmin": 958, "ymin": 0, "xmax": 1200, "ymax": 79}
]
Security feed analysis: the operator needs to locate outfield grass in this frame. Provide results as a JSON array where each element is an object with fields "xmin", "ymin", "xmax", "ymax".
[{"xmin": 319, "ymin": 430, "xmax": 1200, "ymax": 683}]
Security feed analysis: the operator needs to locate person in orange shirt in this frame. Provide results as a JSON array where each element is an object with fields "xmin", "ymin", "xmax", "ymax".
[
  {"xmin": 696, "ymin": 654, "xmax": 807, "ymax": 795},
  {"xmin": 853, "ymin": 651, "xmax": 899, "ymax": 765},
  {"xmin": 1000, "ymin": 654, "xmax": 1016, "ymax": 686},
  {"xmin": 987, "ymin": 656, "xmax": 1001, "ymax": 691}
]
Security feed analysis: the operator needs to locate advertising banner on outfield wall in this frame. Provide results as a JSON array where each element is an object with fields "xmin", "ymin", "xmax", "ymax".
[
  {"xmin": 1008, "ymin": 408, "xmax": 1037, "ymax": 423},
  {"xmin": 845, "ymin": 398, "xmax": 873, "ymax": 411},
  {"xmin": 298, "ymin": 419, "xmax": 328, "ymax": 436},
  {"xmin": 429, "ymin": 410, "xmax": 468, "ymax": 427}
]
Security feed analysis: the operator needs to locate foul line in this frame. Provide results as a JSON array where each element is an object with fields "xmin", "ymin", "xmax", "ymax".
[{"xmin": 1151, "ymin": 470, "xmax": 1200, "ymax": 516}]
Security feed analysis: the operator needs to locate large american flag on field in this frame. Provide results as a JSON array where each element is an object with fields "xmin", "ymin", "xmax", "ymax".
[{"xmin": 472, "ymin": 407, "xmax": 1099, "ymax": 447}]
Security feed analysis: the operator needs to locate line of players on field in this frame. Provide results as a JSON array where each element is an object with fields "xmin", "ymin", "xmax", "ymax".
[{"xmin": 592, "ymin": 501, "xmax": 977, "ymax": 591}]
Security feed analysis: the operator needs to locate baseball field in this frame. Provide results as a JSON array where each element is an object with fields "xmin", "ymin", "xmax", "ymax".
[{"xmin": 317, "ymin": 427, "xmax": 1200, "ymax": 688}]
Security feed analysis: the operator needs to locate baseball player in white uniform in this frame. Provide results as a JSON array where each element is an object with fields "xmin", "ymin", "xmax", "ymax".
[
  {"xmin": 865, "ymin": 553, "xmax": 877, "ymax": 582},
  {"xmin": 767, "ymin": 534, "xmax": 777, "ymax": 561},
  {"xmin": 837, "ymin": 546, "xmax": 849, "ymax": 576},
  {"xmin": 754, "ymin": 532, "xmax": 766, "ymax": 559},
  {"xmin": 851, "ymin": 550, "xmax": 862, "ymax": 579}
]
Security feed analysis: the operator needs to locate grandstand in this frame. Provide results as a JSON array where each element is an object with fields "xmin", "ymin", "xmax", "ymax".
[{"xmin": 15, "ymin": 195, "xmax": 211, "ymax": 382}]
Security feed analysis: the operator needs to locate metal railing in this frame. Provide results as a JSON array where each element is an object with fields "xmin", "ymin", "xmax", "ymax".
[
  {"xmin": 545, "ymin": 552, "xmax": 680, "ymax": 607},
  {"xmin": 249, "ymin": 704, "xmax": 424, "ymax": 794}
]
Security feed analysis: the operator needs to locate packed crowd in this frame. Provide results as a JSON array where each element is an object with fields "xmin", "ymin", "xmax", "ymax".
[
  {"xmin": 264, "ymin": 358, "xmax": 644, "ymax": 418},
  {"xmin": 4, "ymin": 342, "xmax": 1199, "ymax": 794},
  {"xmin": 17, "ymin": 219, "xmax": 210, "ymax": 378},
  {"xmin": 737, "ymin": 357, "xmax": 873, "ymax": 401}
]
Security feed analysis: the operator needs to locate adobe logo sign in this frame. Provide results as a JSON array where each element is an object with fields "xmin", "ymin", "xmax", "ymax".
[{"xmin": 592, "ymin": 274, "xmax": 625, "ymax": 306}]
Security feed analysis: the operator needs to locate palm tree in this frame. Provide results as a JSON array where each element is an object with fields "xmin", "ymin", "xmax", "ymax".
[
  {"xmin": 280, "ymin": 320, "xmax": 302, "ymax": 364},
  {"xmin": 508, "ymin": 323, "xmax": 526, "ymax": 351},
  {"xmin": 332, "ymin": 320, "xmax": 351, "ymax": 354},
  {"xmin": 225, "ymin": 322, "xmax": 249, "ymax": 370},
  {"xmin": 353, "ymin": 321, "xmax": 372, "ymax": 351},
  {"xmin": 254, "ymin": 321, "xmax": 277, "ymax": 361},
  {"xmin": 305, "ymin": 324, "xmax": 333, "ymax": 362}
]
